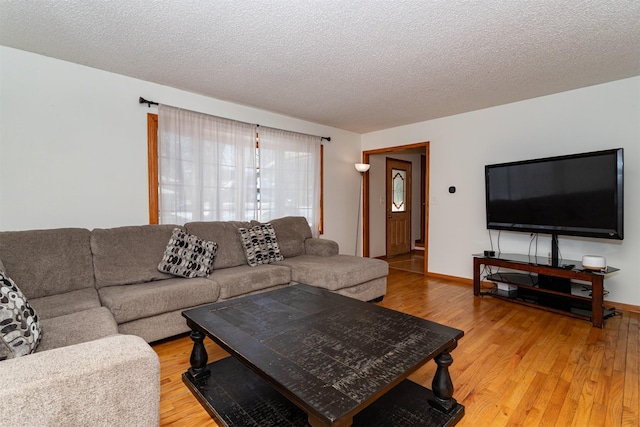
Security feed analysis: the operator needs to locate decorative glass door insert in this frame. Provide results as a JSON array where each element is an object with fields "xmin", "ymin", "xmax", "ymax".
[{"xmin": 392, "ymin": 169, "xmax": 406, "ymax": 212}]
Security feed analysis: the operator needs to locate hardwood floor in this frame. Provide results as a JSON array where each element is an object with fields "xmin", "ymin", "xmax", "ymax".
[
  {"xmin": 153, "ymin": 267, "xmax": 639, "ymax": 427},
  {"xmin": 384, "ymin": 251, "xmax": 424, "ymax": 274}
]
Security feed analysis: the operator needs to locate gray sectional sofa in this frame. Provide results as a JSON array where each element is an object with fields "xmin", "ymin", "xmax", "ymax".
[{"xmin": 0, "ymin": 216, "xmax": 387, "ymax": 426}]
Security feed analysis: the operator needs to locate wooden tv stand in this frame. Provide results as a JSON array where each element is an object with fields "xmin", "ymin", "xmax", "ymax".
[{"xmin": 473, "ymin": 253, "xmax": 618, "ymax": 328}]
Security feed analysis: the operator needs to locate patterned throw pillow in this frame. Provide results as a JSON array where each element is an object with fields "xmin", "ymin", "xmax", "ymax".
[
  {"xmin": 158, "ymin": 228, "xmax": 218, "ymax": 278},
  {"xmin": 0, "ymin": 271, "xmax": 42, "ymax": 360},
  {"xmin": 238, "ymin": 223, "xmax": 284, "ymax": 267}
]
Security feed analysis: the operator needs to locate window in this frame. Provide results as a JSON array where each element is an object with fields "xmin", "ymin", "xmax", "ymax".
[
  {"xmin": 256, "ymin": 126, "xmax": 321, "ymax": 227},
  {"xmin": 157, "ymin": 106, "xmax": 257, "ymax": 224},
  {"xmin": 147, "ymin": 111, "xmax": 324, "ymax": 234}
]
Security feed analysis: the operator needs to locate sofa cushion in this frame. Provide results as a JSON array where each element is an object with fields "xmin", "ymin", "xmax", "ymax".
[
  {"xmin": 211, "ymin": 264, "xmax": 291, "ymax": 300},
  {"xmin": 36, "ymin": 307, "xmax": 118, "ymax": 352},
  {"xmin": 257, "ymin": 216, "xmax": 312, "ymax": 258},
  {"xmin": 98, "ymin": 277, "xmax": 220, "ymax": 324},
  {"xmin": 0, "ymin": 272, "xmax": 42, "ymax": 359},
  {"xmin": 158, "ymin": 228, "xmax": 217, "ymax": 278},
  {"xmin": 118, "ymin": 309, "xmax": 192, "ymax": 344},
  {"xmin": 1, "ymin": 334, "xmax": 160, "ymax": 427},
  {"xmin": 0, "ymin": 228, "xmax": 95, "ymax": 299},
  {"xmin": 184, "ymin": 221, "xmax": 252, "ymax": 269},
  {"xmin": 277, "ymin": 255, "xmax": 389, "ymax": 291},
  {"xmin": 238, "ymin": 224, "xmax": 284, "ymax": 267},
  {"xmin": 91, "ymin": 225, "xmax": 180, "ymax": 288},
  {"xmin": 29, "ymin": 288, "xmax": 102, "ymax": 320}
]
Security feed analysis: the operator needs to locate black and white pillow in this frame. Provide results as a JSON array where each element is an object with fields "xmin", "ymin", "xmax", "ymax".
[
  {"xmin": 0, "ymin": 271, "xmax": 42, "ymax": 360},
  {"xmin": 158, "ymin": 228, "xmax": 218, "ymax": 278},
  {"xmin": 238, "ymin": 223, "xmax": 284, "ymax": 267}
]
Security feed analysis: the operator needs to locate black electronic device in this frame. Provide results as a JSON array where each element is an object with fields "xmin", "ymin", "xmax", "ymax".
[{"xmin": 485, "ymin": 148, "xmax": 624, "ymax": 266}]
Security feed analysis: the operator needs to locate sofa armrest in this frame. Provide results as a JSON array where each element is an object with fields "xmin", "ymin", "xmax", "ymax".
[
  {"xmin": 305, "ymin": 238, "xmax": 339, "ymax": 256},
  {"xmin": 0, "ymin": 334, "xmax": 160, "ymax": 426}
]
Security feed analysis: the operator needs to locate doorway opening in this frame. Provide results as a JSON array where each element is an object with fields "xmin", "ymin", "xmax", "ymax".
[{"xmin": 361, "ymin": 142, "xmax": 429, "ymax": 275}]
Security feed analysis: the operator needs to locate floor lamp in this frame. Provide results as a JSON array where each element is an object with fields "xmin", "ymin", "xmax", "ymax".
[{"xmin": 354, "ymin": 163, "xmax": 370, "ymax": 256}]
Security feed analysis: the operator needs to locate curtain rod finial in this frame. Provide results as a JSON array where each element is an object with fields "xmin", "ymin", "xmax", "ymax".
[{"xmin": 139, "ymin": 97, "xmax": 158, "ymax": 108}]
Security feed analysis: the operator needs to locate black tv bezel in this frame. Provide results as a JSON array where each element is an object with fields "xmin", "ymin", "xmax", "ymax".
[{"xmin": 485, "ymin": 148, "xmax": 624, "ymax": 240}]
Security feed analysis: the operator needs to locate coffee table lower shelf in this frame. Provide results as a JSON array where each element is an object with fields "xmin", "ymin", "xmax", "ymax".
[{"xmin": 183, "ymin": 356, "xmax": 464, "ymax": 427}]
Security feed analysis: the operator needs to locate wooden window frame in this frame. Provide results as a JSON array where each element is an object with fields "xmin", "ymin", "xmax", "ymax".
[
  {"xmin": 147, "ymin": 113, "xmax": 324, "ymax": 233},
  {"xmin": 147, "ymin": 113, "xmax": 159, "ymax": 224}
]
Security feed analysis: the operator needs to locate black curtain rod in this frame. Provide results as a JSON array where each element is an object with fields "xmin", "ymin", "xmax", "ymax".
[
  {"xmin": 138, "ymin": 96, "xmax": 331, "ymax": 142},
  {"xmin": 256, "ymin": 124, "xmax": 331, "ymax": 142}
]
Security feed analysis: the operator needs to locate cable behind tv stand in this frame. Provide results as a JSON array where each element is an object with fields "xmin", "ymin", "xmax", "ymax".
[{"xmin": 473, "ymin": 253, "xmax": 619, "ymax": 328}]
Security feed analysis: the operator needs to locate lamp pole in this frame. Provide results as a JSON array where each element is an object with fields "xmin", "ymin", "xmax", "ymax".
[{"xmin": 354, "ymin": 163, "xmax": 370, "ymax": 256}]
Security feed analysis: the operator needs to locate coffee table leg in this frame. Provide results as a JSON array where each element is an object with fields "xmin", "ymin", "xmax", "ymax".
[
  {"xmin": 188, "ymin": 327, "xmax": 211, "ymax": 380},
  {"xmin": 429, "ymin": 350, "xmax": 458, "ymax": 413}
]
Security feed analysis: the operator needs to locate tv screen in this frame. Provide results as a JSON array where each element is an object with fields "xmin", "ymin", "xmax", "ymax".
[{"xmin": 485, "ymin": 148, "xmax": 623, "ymax": 240}]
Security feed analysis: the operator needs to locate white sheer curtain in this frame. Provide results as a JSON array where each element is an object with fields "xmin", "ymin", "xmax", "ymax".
[
  {"xmin": 258, "ymin": 127, "xmax": 321, "ymax": 236},
  {"xmin": 158, "ymin": 105, "xmax": 257, "ymax": 224}
]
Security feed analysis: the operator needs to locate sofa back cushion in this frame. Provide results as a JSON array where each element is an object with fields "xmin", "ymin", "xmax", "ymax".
[
  {"xmin": 184, "ymin": 221, "xmax": 251, "ymax": 269},
  {"xmin": 91, "ymin": 225, "xmax": 179, "ymax": 288},
  {"xmin": 0, "ymin": 228, "xmax": 95, "ymax": 299},
  {"xmin": 261, "ymin": 216, "xmax": 312, "ymax": 258}
]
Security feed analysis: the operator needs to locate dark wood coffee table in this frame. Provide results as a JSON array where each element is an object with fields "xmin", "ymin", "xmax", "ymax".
[{"xmin": 182, "ymin": 284, "xmax": 464, "ymax": 427}]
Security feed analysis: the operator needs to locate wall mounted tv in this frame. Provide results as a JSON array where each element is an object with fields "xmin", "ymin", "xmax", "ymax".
[{"xmin": 485, "ymin": 148, "xmax": 624, "ymax": 246}]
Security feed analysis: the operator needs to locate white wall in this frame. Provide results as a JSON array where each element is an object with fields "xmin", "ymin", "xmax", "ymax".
[
  {"xmin": 362, "ymin": 76, "xmax": 640, "ymax": 306},
  {"xmin": 0, "ymin": 47, "xmax": 363, "ymax": 254}
]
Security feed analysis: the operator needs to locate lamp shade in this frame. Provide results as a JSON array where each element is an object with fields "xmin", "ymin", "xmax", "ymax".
[{"xmin": 355, "ymin": 163, "xmax": 370, "ymax": 173}]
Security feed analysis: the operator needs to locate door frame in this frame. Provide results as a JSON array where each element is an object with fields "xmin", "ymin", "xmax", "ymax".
[{"xmin": 362, "ymin": 141, "xmax": 430, "ymax": 275}]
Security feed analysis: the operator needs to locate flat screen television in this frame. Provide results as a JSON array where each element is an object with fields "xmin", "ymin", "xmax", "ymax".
[{"xmin": 485, "ymin": 148, "xmax": 624, "ymax": 256}]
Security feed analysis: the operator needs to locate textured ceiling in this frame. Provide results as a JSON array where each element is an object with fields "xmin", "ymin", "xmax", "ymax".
[{"xmin": 1, "ymin": 1, "xmax": 639, "ymax": 133}]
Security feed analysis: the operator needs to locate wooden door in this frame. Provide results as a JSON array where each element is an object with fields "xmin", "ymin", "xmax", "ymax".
[{"xmin": 386, "ymin": 158, "xmax": 412, "ymax": 257}]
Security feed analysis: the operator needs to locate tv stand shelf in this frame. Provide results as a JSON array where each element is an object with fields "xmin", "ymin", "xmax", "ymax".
[{"xmin": 473, "ymin": 253, "xmax": 619, "ymax": 328}]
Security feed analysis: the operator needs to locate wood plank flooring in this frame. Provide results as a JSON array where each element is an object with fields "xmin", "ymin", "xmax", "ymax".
[
  {"xmin": 153, "ymin": 266, "xmax": 639, "ymax": 427},
  {"xmin": 383, "ymin": 250, "xmax": 424, "ymax": 274}
]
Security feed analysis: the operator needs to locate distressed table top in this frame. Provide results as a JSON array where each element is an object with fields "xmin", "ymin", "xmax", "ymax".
[{"xmin": 183, "ymin": 283, "xmax": 464, "ymax": 425}]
